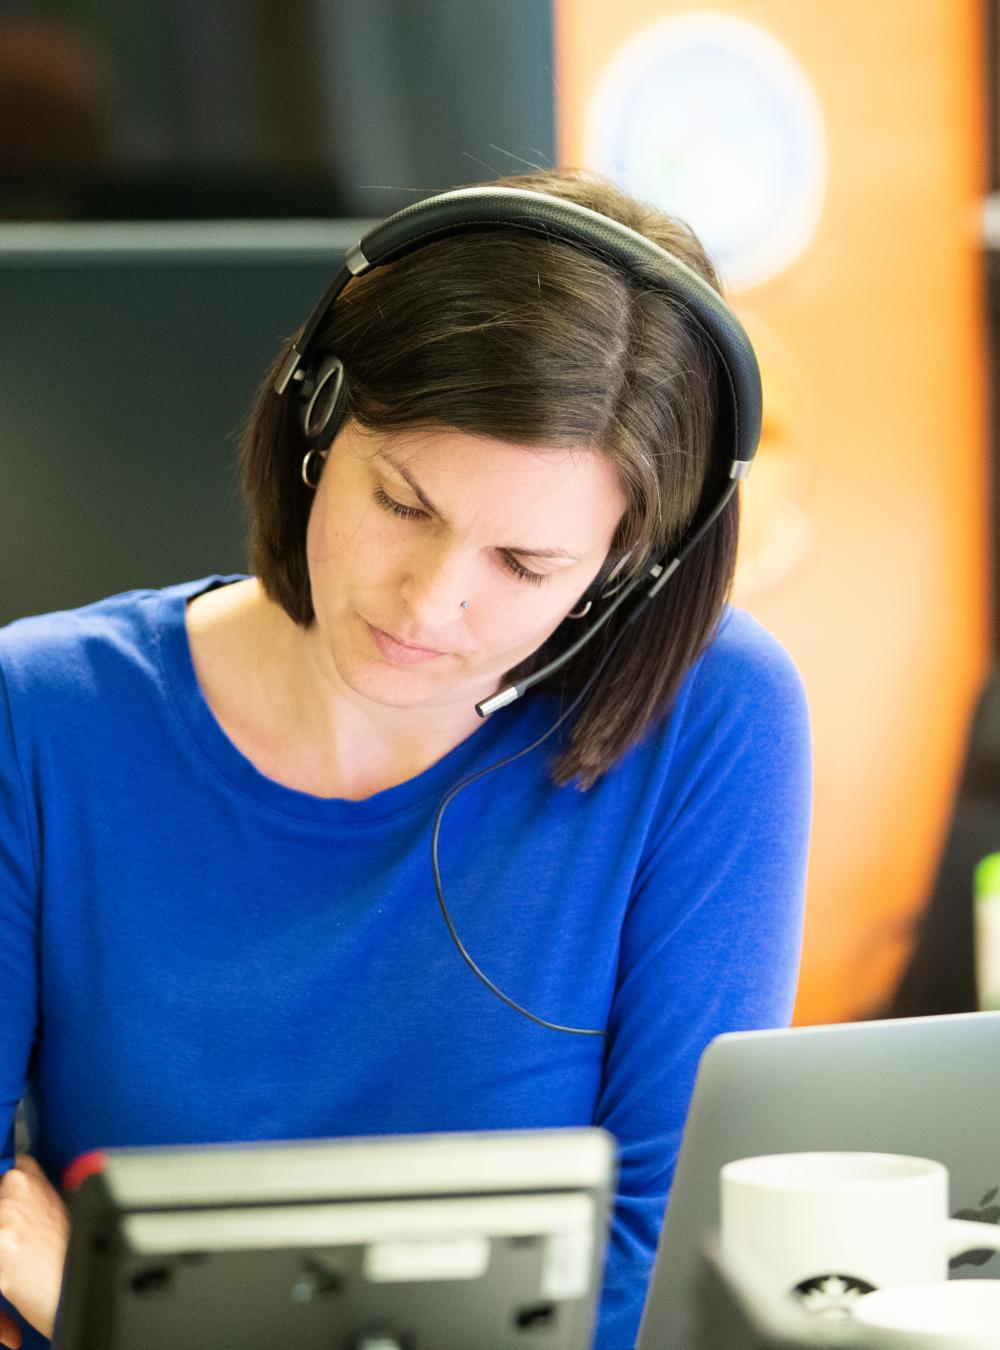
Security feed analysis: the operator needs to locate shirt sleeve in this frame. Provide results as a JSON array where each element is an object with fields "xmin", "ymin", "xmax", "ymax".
[
  {"xmin": 0, "ymin": 653, "xmax": 41, "ymax": 1174},
  {"xmin": 592, "ymin": 623, "xmax": 812, "ymax": 1349}
]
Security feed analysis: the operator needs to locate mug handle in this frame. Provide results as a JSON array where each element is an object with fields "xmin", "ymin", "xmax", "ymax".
[{"xmin": 947, "ymin": 1218, "xmax": 1000, "ymax": 1259}]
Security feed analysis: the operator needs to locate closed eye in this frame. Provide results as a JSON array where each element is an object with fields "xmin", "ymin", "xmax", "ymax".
[
  {"xmin": 373, "ymin": 484, "xmax": 424, "ymax": 522},
  {"xmin": 372, "ymin": 485, "xmax": 548, "ymax": 586}
]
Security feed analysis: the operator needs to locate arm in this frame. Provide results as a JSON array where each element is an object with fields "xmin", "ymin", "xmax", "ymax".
[
  {"xmin": 0, "ymin": 1159, "xmax": 69, "ymax": 1344},
  {"xmin": 592, "ymin": 622, "xmax": 812, "ymax": 1349},
  {"xmin": 0, "ymin": 656, "xmax": 63, "ymax": 1343}
]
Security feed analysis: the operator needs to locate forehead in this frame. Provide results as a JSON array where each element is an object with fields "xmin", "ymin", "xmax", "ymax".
[{"xmin": 360, "ymin": 425, "xmax": 627, "ymax": 535}]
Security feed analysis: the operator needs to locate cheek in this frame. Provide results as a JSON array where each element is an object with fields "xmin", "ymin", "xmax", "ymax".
[
  {"xmin": 306, "ymin": 487, "xmax": 385, "ymax": 572},
  {"xmin": 467, "ymin": 591, "xmax": 569, "ymax": 659},
  {"xmin": 304, "ymin": 486, "xmax": 332, "ymax": 563}
]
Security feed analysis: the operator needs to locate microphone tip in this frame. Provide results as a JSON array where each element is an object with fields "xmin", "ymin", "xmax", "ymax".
[{"xmin": 475, "ymin": 685, "xmax": 520, "ymax": 717}]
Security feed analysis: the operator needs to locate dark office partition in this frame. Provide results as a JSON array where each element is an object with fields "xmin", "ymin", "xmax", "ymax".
[
  {"xmin": 884, "ymin": 668, "xmax": 1000, "ymax": 1016},
  {"xmin": 0, "ymin": 1, "xmax": 556, "ymax": 224},
  {"xmin": 0, "ymin": 223, "xmax": 362, "ymax": 623},
  {"xmin": 312, "ymin": 0, "xmax": 558, "ymax": 218}
]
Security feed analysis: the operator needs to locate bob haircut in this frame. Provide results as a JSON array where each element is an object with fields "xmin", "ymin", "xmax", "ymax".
[{"xmin": 241, "ymin": 168, "xmax": 739, "ymax": 790}]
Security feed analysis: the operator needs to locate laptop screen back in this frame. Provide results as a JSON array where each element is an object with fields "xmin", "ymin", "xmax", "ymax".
[{"xmin": 637, "ymin": 1011, "xmax": 1000, "ymax": 1349}]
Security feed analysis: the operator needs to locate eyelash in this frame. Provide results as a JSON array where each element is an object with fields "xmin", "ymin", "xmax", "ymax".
[{"xmin": 372, "ymin": 485, "xmax": 548, "ymax": 587}]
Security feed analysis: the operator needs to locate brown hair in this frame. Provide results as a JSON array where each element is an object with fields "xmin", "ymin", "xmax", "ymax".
[{"xmin": 240, "ymin": 168, "xmax": 740, "ymax": 789}]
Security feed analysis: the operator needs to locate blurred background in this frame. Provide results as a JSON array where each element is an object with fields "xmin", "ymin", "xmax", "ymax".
[{"xmin": 0, "ymin": 0, "xmax": 996, "ymax": 1028}]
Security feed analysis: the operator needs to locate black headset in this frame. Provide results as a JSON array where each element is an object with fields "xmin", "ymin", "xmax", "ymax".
[{"xmin": 273, "ymin": 185, "xmax": 763, "ymax": 1036}]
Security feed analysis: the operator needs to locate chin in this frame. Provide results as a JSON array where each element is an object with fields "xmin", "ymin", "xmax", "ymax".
[{"xmin": 341, "ymin": 650, "xmax": 468, "ymax": 709}]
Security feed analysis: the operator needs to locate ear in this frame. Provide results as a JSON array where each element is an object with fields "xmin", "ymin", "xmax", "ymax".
[
  {"xmin": 571, "ymin": 547, "xmax": 650, "ymax": 614},
  {"xmin": 570, "ymin": 554, "xmax": 622, "ymax": 616},
  {"xmin": 596, "ymin": 547, "xmax": 638, "ymax": 596}
]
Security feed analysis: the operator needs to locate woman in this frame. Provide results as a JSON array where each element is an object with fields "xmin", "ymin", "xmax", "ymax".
[{"xmin": 0, "ymin": 168, "xmax": 811, "ymax": 1349}]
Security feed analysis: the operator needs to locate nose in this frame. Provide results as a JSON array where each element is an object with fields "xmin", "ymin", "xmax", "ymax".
[{"xmin": 398, "ymin": 539, "xmax": 472, "ymax": 630}]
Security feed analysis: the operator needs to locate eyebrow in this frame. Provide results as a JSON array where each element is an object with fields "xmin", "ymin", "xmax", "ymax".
[{"xmin": 375, "ymin": 450, "xmax": 583, "ymax": 561}]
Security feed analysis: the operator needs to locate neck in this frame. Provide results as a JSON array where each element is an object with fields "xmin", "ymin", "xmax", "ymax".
[{"xmin": 195, "ymin": 579, "xmax": 488, "ymax": 797}]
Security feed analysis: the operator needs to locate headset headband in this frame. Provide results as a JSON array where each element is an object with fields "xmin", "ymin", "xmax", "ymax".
[{"xmin": 273, "ymin": 185, "xmax": 762, "ymax": 477}]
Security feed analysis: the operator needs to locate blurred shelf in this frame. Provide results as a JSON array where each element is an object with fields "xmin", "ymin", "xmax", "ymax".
[{"xmin": 0, "ymin": 218, "xmax": 374, "ymax": 264}]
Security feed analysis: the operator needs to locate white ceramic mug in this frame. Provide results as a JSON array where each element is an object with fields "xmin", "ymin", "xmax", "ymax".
[
  {"xmin": 851, "ymin": 1279, "xmax": 1000, "ymax": 1348},
  {"xmin": 720, "ymin": 1153, "xmax": 1000, "ymax": 1323}
]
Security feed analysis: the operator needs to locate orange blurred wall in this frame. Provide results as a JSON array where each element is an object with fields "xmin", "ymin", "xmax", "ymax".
[{"xmin": 554, "ymin": 0, "xmax": 992, "ymax": 1023}]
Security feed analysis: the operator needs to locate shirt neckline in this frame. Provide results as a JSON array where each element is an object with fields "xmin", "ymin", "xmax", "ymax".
[{"xmin": 154, "ymin": 574, "xmax": 541, "ymax": 825}]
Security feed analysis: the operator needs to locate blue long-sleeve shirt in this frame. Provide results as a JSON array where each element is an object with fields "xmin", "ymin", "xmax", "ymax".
[{"xmin": 0, "ymin": 575, "xmax": 811, "ymax": 1348}]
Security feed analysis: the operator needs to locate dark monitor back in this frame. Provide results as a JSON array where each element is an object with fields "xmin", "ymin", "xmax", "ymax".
[{"xmin": 1, "ymin": 222, "xmax": 364, "ymax": 624}]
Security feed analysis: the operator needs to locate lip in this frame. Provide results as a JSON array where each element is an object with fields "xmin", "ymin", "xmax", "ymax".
[{"xmin": 365, "ymin": 621, "xmax": 448, "ymax": 664}]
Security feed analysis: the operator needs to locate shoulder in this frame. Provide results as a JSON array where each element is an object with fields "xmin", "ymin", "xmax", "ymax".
[
  {"xmin": 613, "ymin": 609, "xmax": 812, "ymax": 907},
  {"xmin": 669, "ymin": 606, "xmax": 812, "ymax": 807},
  {"xmin": 686, "ymin": 605, "xmax": 809, "ymax": 722},
  {"xmin": 0, "ymin": 578, "xmax": 221, "ymax": 712},
  {"xmin": 625, "ymin": 605, "xmax": 811, "ymax": 794}
]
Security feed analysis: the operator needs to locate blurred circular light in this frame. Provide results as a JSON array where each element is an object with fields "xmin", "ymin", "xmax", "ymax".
[{"xmin": 583, "ymin": 11, "xmax": 828, "ymax": 292}]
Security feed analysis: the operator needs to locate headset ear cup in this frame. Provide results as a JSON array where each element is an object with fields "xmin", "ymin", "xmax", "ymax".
[{"xmin": 299, "ymin": 356, "xmax": 349, "ymax": 448}]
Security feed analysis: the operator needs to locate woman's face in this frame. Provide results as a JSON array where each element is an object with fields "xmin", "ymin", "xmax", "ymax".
[{"xmin": 304, "ymin": 421, "xmax": 629, "ymax": 713}]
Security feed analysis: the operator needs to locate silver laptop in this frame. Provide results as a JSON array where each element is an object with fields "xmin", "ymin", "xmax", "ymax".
[{"xmin": 636, "ymin": 1011, "xmax": 1000, "ymax": 1349}]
